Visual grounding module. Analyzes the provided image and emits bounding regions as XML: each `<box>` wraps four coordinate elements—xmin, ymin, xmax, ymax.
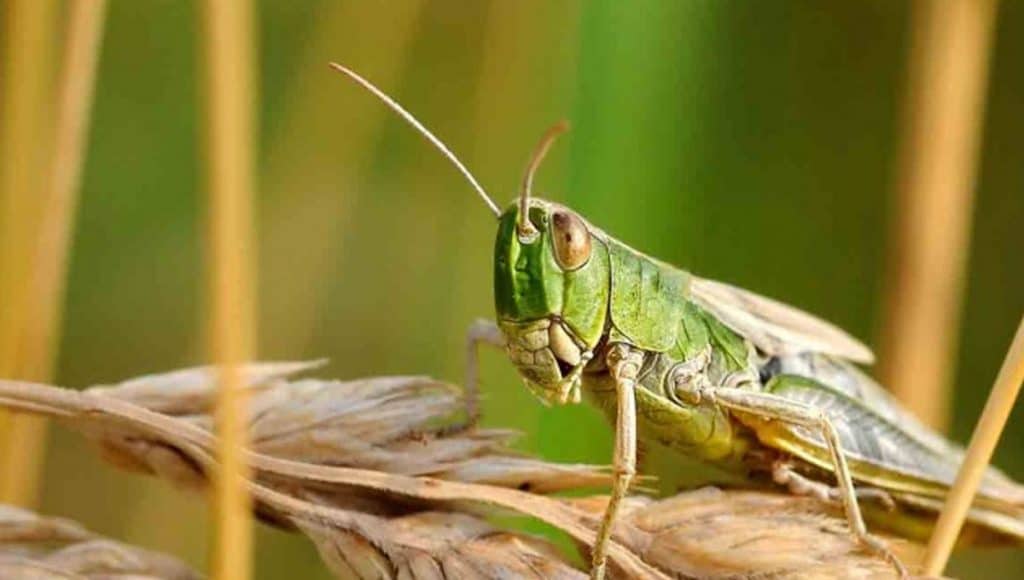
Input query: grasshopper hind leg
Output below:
<box><xmin>704</xmin><ymin>387</ymin><xmax>910</xmax><ymax>578</ymax></box>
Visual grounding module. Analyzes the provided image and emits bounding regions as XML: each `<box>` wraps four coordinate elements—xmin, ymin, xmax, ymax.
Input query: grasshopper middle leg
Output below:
<box><xmin>590</xmin><ymin>343</ymin><xmax>642</xmax><ymax>580</ymax></box>
<box><xmin>772</xmin><ymin>461</ymin><xmax>896</xmax><ymax>510</ymax></box>
<box><xmin>699</xmin><ymin>387</ymin><xmax>909</xmax><ymax>578</ymax></box>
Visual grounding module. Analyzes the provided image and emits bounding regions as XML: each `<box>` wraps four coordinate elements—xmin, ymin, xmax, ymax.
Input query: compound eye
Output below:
<box><xmin>551</xmin><ymin>210</ymin><xmax>592</xmax><ymax>270</ymax></box>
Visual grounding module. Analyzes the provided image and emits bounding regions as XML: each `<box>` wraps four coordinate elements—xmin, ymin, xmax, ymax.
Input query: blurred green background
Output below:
<box><xmin>11</xmin><ymin>1</ymin><xmax>1022</xmax><ymax>578</ymax></box>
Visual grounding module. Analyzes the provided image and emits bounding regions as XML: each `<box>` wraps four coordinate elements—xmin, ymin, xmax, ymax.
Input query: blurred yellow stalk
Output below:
<box><xmin>0</xmin><ymin>0</ymin><xmax>55</xmax><ymax>507</ymax></box>
<box><xmin>201</xmin><ymin>1</ymin><xmax>257</xmax><ymax>579</ymax></box>
<box><xmin>924</xmin><ymin>315</ymin><xmax>1024</xmax><ymax>574</ymax></box>
<box><xmin>879</xmin><ymin>0</ymin><xmax>999</xmax><ymax>431</ymax></box>
<box><xmin>0</xmin><ymin>0</ymin><xmax>107</xmax><ymax>508</ymax></box>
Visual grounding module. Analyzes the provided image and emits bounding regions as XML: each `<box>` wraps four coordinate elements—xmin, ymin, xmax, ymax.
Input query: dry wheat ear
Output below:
<box><xmin>0</xmin><ymin>362</ymin><xmax>924</xmax><ymax>579</ymax></box>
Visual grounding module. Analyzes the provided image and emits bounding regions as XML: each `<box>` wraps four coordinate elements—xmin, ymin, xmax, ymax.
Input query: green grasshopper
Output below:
<box><xmin>331</xmin><ymin>63</ymin><xmax>1024</xmax><ymax>579</ymax></box>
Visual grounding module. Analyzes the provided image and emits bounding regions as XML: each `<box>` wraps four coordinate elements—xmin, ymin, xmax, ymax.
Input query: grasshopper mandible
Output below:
<box><xmin>331</xmin><ymin>63</ymin><xmax>1024</xmax><ymax>579</ymax></box>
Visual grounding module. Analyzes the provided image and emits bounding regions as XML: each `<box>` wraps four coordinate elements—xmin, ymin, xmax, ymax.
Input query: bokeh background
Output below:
<box><xmin>2</xmin><ymin>1</ymin><xmax>1021</xmax><ymax>578</ymax></box>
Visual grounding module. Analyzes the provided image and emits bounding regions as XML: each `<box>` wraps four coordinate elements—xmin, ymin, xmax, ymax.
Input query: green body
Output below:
<box><xmin>493</xmin><ymin>199</ymin><xmax>1024</xmax><ymax>544</ymax></box>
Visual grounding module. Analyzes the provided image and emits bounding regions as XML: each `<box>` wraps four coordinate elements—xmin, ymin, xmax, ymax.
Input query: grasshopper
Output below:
<box><xmin>331</xmin><ymin>63</ymin><xmax>1024</xmax><ymax>579</ymax></box>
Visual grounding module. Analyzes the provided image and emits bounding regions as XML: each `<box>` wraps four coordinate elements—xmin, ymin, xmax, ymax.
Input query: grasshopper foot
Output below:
<box><xmin>771</xmin><ymin>461</ymin><xmax>907</xmax><ymax>576</ymax></box>
<box><xmin>857</xmin><ymin>530</ymin><xmax>909</xmax><ymax>578</ymax></box>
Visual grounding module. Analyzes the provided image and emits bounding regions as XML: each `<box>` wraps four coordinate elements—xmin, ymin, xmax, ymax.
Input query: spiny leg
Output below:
<box><xmin>772</xmin><ymin>461</ymin><xmax>896</xmax><ymax>511</ymax></box>
<box><xmin>590</xmin><ymin>344</ymin><xmax>641</xmax><ymax>580</ymax></box>
<box><xmin>463</xmin><ymin>318</ymin><xmax>504</xmax><ymax>425</ymax></box>
<box><xmin>704</xmin><ymin>388</ymin><xmax>908</xmax><ymax>578</ymax></box>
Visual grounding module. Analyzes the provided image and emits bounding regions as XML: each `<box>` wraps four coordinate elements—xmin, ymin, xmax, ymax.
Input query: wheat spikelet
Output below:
<box><xmin>573</xmin><ymin>490</ymin><xmax>926</xmax><ymax>579</ymax></box>
<box><xmin>297</xmin><ymin>511</ymin><xmax>584</xmax><ymax>579</ymax></box>
<box><xmin>0</xmin><ymin>503</ymin><xmax>199</xmax><ymax>579</ymax></box>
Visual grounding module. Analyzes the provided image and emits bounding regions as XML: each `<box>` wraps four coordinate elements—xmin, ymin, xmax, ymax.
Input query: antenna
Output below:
<box><xmin>518</xmin><ymin>120</ymin><xmax>569</xmax><ymax>240</ymax></box>
<box><xmin>329</xmin><ymin>63</ymin><xmax>501</xmax><ymax>217</ymax></box>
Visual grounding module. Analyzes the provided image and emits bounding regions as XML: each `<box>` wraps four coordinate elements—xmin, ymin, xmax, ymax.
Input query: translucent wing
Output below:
<box><xmin>689</xmin><ymin>276</ymin><xmax>874</xmax><ymax>364</ymax></box>
<box><xmin>764</xmin><ymin>353</ymin><xmax>960</xmax><ymax>458</ymax></box>
<box><xmin>754</xmin><ymin>374</ymin><xmax>1024</xmax><ymax>510</ymax></box>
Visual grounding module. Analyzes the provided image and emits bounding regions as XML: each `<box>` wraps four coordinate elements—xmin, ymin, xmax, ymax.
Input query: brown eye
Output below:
<box><xmin>551</xmin><ymin>210</ymin><xmax>592</xmax><ymax>270</ymax></box>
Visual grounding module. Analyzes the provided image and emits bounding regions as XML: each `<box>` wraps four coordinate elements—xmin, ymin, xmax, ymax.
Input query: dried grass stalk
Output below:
<box><xmin>0</xmin><ymin>0</ymin><xmax>58</xmax><ymax>508</ymax></box>
<box><xmin>924</xmin><ymin>316</ymin><xmax>1024</xmax><ymax>575</ymax></box>
<box><xmin>0</xmin><ymin>0</ymin><xmax>109</xmax><ymax>511</ymax></box>
<box><xmin>199</xmin><ymin>0</ymin><xmax>258</xmax><ymax>576</ymax></box>
<box><xmin>0</xmin><ymin>503</ymin><xmax>199</xmax><ymax>579</ymax></box>
<box><xmin>0</xmin><ymin>364</ymin><xmax>915</xmax><ymax>578</ymax></box>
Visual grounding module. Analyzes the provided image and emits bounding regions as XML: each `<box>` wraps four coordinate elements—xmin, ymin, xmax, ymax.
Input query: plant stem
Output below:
<box><xmin>0</xmin><ymin>0</ymin><xmax>58</xmax><ymax>507</ymax></box>
<box><xmin>878</xmin><ymin>0</ymin><xmax>999</xmax><ymax>431</ymax></box>
<box><xmin>0</xmin><ymin>0</ymin><xmax>108</xmax><ymax>508</ymax></box>
<box><xmin>924</xmin><ymin>315</ymin><xmax>1024</xmax><ymax>575</ymax></box>
<box><xmin>200</xmin><ymin>1</ymin><xmax>257</xmax><ymax>578</ymax></box>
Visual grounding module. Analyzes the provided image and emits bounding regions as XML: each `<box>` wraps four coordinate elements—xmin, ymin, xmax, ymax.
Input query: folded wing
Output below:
<box><xmin>690</xmin><ymin>276</ymin><xmax>874</xmax><ymax>364</ymax></box>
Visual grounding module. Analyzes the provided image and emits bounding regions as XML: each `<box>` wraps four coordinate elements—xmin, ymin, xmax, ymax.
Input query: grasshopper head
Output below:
<box><xmin>493</xmin><ymin>199</ymin><xmax>609</xmax><ymax>403</ymax></box>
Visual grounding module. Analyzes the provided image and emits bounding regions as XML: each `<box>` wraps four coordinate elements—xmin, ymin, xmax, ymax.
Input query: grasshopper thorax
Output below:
<box><xmin>494</xmin><ymin>199</ymin><xmax>611</xmax><ymax>403</ymax></box>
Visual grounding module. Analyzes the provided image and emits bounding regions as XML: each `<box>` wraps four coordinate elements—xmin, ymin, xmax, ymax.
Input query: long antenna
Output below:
<box><xmin>329</xmin><ymin>62</ymin><xmax>501</xmax><ymax>217</ymax></box>
<box><xmin>518</xmin><ymin>120</ymin><xmax>569</xmax><ymax>239</ymax></box>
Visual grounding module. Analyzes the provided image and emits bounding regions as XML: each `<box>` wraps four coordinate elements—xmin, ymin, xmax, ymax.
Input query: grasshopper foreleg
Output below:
<box><xmin>699</xmin><ymin>387</ymin><xmax>908</xmax><ymax>578</ymax></box>
<box><xmin>591</xmin><ymin>343</ymin><xmax>642</xmax><ymax>580</ymax></box>
<box><xmin>463</xmin><ymin>318</ymin><xmax>504</xmax><ymax>425</ymax></box>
